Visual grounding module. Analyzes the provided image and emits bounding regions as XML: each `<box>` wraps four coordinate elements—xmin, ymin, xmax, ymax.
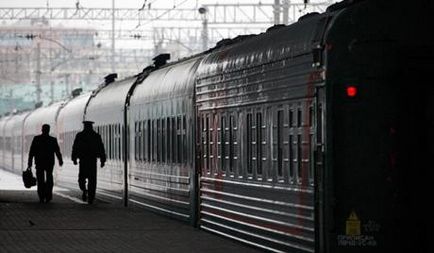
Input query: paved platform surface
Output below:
<box><xmin>0</xmin><ymin>170</ymin><xmax>261</xmax><ymax>253</ymax></box>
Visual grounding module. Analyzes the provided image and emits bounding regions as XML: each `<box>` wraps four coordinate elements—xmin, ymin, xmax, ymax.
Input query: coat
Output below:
<box><xmin>71</xmin><ymin>129</ymin><xmax>106</xmax><ymax>164</ymax></box>
<box><xmin>28</xmin><ymin>134</ymin><xmax>63</xmax><ymax>168</ymax></box>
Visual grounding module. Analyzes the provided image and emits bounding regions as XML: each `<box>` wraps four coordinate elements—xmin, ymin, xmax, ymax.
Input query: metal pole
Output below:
<box><xmin>202</xmin><ymin>16</ymin><xmax>208</xmax><ymax>51</ymax></box>
<box><xmin>274</xmin><ymin>0</ymin><xmax>281</xmax><ymax>25</ymax></box>
<box><xmin>49</xmin><ymin>32</ymin><xmax>54</xmax><ymax>103</ymax></box>
<box><xmin>282</xmin><ymin>0</ymin><xmax>289</xmax><ymax>25</ymax></box>
<box><xmin>65</xmin><ymin>74</ymin><xmax>70</xmax><ymax>96</ymax></box>
<box><xmin>199</xmin><ymin>7</ymin><xmax>208</xmax><ymax>51</ymax></box>
<box><xmin>36</xmin><ymin>42</ymin><xmax>41</xmax><ymax>104</ymax></box>
<box><xmin>111</xmin><ymin>0</ymin><xmax>115</xmax><ymax>73</ymax></box>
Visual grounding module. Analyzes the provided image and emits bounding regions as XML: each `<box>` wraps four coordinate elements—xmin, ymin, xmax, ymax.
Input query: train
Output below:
<box><xmin>1</xmin><ymin>0</ymin><xmax>433</xmax><ymax>252</ymax></box>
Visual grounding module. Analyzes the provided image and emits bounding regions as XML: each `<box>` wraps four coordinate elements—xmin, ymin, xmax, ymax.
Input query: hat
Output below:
<box><xmin>83</xmin><ymin>120</ymin><xmax>94</xmax><ymax>125</ymax></box>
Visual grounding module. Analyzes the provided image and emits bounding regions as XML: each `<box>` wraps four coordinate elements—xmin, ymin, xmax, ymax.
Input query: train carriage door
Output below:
<box><xmin>314</xmin><ymin>85</ymin><xmax>326</xmax><ymax>253</ymax></box>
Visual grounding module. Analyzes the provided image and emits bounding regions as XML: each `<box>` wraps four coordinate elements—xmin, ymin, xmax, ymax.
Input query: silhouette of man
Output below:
<box><xmin>28</xmin><ymin>124</ymin><xmax>63</xmax><ymax>203</ymax></box>
<box><xmin>71</xmin><ymin>121</ymin><xmax>106</xmax><ymax>204</ymax></box>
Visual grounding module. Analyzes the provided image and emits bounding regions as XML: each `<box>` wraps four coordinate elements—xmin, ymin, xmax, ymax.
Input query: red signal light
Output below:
<box><xmin>346</xmin><ymin>86</ymin><xmax>357</xmax><ymax>97</ymax></box>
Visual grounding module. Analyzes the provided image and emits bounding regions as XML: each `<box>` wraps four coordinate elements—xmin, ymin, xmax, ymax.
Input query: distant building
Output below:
<box><xmin>0</xmin><ymin>18</ymin><xmax>100</xmax><ymax>113</ymax></box>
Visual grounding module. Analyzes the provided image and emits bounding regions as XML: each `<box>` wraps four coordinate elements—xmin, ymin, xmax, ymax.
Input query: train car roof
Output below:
<box><xmin>130</xmin><ymin>56</ymin><xmax>202</xmax><ymax>105</ymax></box>
<box><xmin>24</xmin><ymin>100</ymin><xmax>66</xmax><ymax>136</ymax></box>
<box><xmin>0</xmin><ymin>115</ymin><xmax>14</xmax><ymax>136</ymax></box>
<box><xmin>57</xmin><ymin>92</ymin><xmax>92</xmax><ymax>132</ymax></box>
<box><xmin>4</xmin><ymin>111</ymin><xmax>31</xmax><ymax>133</ymax></box>
<box><xmin>3</xmin><ymin>117</ymin><xmax>15</xmax><ymax>136</ymax></box>
<box><xmin>85</xmin><ymin>76</ymin><xmax>136</xmax><ymax>125</ymax></box>
<box><xmin>196</xmin><ymin>11</ymin><xmax>327</xmax><ymax>79</ymax></box>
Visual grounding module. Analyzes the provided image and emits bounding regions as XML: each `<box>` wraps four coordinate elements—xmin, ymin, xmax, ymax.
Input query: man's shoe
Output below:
<box><xmin>82</xmin><ymin>190</ymin><xmax>87</xmax><ymax>202</ymax></box>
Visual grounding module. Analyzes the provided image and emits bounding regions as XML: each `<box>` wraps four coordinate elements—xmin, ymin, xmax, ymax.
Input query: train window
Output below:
<box><xmin>256</xmin><ymin>112</ymin><xmax>263</xmax><ymax>176</ymax></box>
<box><xmin>147</xmin><ymin>120</ymin><xmax>151</xmax><ymax>162</ymax></box>
<box><xmin>113</xmin><ymin>125</ymin><xmax>116</xmax><ymax>161</ymax></box>
<box><xmin>110</xmin><ymin>125</ymin><xmax>113</xmax><ymax>160</ymax></box>
<box><xmin>221</xmin><ymin>115</ymin><xmax>226</xmax><ymax>173</ymax></box>
<box><xmin>246</xmin><ymin>113</ymin><xmax>253</xmax><ymax>175</ymax></box>
<box><xmin>210</xmin><ymin>114</ymin><xmax>216</xmax><ymax>174</ymax></box>
<box><xmin>124</xmin><ymin>125</ymin><xmax>128</xmax><ymax>161</ymax></box>
<box><xmin>297</xmin><ymin>134</ymin><xmax>302</xmax><ymax>183</ymax></box>
<box><xmin>201</xmin><ymin>116</ymin><xmax>205</xmax><ymax>172</ymax></box>
<box><xmin>201</xmin><ymin>115</ymin><xmax>209</xmax><ymax>172</ymax></box>
<box><xmin>289</xmin><ymin>109</ymin><xmax>294</xmax><ymax>127</ymax></box>
<box><xmin>207</xmin><ymin>115</ymin><xmax>211</xmax><ymax>173</ymax></box>
<box><xmin>251</xmin><ymin>114</ymin><xmax>257</xmax><ymax>176</ymax></box>
<box><xmin>214</xmin><ymin>115</ymin><xmax>220</xmax><ymax>174</ymax></box>
<box><xmin>289</xmin><ymin>135</ymin><xmax>295</xmax><ymax>181</ymax></box>
<box><xmin>104</xmin><ymin>125</ymin><xmax>107</xmax><ymax>159</ymax></box>
<box><xmin>138</xmin><ymin>121</ymin><xmax>143</xmax><ymax>162</ymax></box>
<box><xmin>142</xmin><ymin>120</ymin><xmax>146</xmax><ymax>162</ymax></box>
<box><xmin>139</xmin><ymin>121</ymin><xmax>143</xmax><ymax>161</ymax></box>
<box><xmin>134</xmin><ymin>122</ymin><xmax>138</xmax><ymax>161</ymax></box>
<box><xmin>309</xmin><ymin>133</ymin><xmax>315</xmax><ymax>185</ymax></box>
<box><xmin>229</xmin><ymin>114</ymin><xmax>236</xmax><ymax>174</ymax></box>
<box><xmin>109</xmin><ymin>125</ymin><xmax>115</xmax><ymax>159</ymax></box>
<box><xmin>177</xmin><ymin>116</ymin><xmax>182</xmax><ymax>164</ymax></box>
<box><xmin>309</xmin><ymin>106</ymin><xmax>313</xmax><ymax>127</ymax></box>
<box><xmin>166</xmin><ymin>117</ymin><xmax>171</xmax><ymax>164</ymax></box>
<box><xmin>101</xmin><ymin>127</ymin><xmax>104</xmax><ymax>158</ymax></box>
<box><xmin>114</xmin><ymin>124</ymin><xmax>117</xmax><ymax>161</ymax></box>
<box><xmin>101</xmin><ymin>126</ymin><xmax>105</xmax><ymax>158</ymax></box>
<box><xmin>171</xmin><ymin>117</ymin><xmax>176</xmax><ymax>164</ymax></box>
<box><xmin>157</xmin><ymin>119</ymin><xmax>161</xmax><ymax>163</ymax></box>
<box><xmin>113</xmin><ymin>124</ymin><xmax>116</xmax><ymax>161</ymax></box>
<box><xmin>277</xmin><ymin>110</ymin><xmax>284</xmax><ymax>178</ymax></box>
<box><xmin>183</xmin><ymin>115</ymin><xmax>187</xmax><ymax>164</ymax></box>
<box><xmin>151</xmin><ymin>119</ymin><xmax>155</xmax><ymax>162</ymax></box>
<box><xmin>119</xmin><ymin>124</ymin><xmax>122</xmax><ymax>161</ymax></box>
<box><xmin>297</xmin><ymin>108</ymin><xmax>302</xmax><ymax>127</ymax></box>
<box><xmin>116</xmin><ymin>124</ymin><xmax>122</xmax><ymax>161</ymax></box>
<box><xmin>234</xmin><ymin>114</ymin><xmax>240</xmax><ymax>175</ymax></box>
<box><xmin>162</xmin><ymin>118</ymin><xmax>166</xmax><ymax>163</ymax></box>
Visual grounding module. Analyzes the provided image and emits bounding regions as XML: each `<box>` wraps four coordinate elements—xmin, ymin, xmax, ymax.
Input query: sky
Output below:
<box><xmin>0</xmin><ymin>0</ymin><xmax>189</xmax><ymax>8</ymax></box>
<box><xmin>0</xmin><ymin>0</ymin><xmax>335</xmax><ymax>8</ymax></box>
<box><xmin>1</xmin><ymin>0</ymin><xmax>268</xmax><ymax>8</ymax></box>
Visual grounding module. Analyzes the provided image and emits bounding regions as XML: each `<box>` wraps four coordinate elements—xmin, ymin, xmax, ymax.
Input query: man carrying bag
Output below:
<box><xmin>28</xmin><ymin>124</ymin><xmax>63</xmax><ymax>203</ymax></box>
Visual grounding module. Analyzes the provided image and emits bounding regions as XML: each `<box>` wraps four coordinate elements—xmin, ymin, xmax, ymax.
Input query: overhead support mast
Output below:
<box><xmin>274</xmin><ymin>0</ymin><xmax>281</xmax><ymax>25</ymax></box>
<box><xmin>112</xmin><ymin>0</ymin><xmax>116</xmax><ymax>73</ymax></box>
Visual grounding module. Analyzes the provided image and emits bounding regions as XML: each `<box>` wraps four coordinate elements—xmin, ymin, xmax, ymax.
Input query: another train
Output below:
<box><xmin>1</xmin><ymin>0</ymin><xmax>432</xmax><ymax>252</ymax></box>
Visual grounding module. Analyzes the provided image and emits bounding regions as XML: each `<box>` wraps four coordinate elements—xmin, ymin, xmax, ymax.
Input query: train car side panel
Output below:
<box><xmin>128</xmin><ymin>57</ymin><xmax>202</xmax><ymax>223</ymax></box>
<box><xmin>196</xmin><ymin>14</ymin><xmax>328</xmax><ymax>253</ymax></box>
<box><xmin>84</xmin><ymin>77</ymin><xmax>136</xmax><ymax>201</ymax></box>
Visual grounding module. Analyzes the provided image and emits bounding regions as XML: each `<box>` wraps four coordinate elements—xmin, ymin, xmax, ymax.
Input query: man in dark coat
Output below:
<box><xmin>71</xmin><ymin>121</ymin><xmax>106</xmax><ymax>204</ymax></box>
<box><xmin>28</xmin><ymin>124</ymin><xmax>63</xmax><ymax>203</ymax></box>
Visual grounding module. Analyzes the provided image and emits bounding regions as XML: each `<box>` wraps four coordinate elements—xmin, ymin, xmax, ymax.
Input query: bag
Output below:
<box><xmin>22</xmin><ymin>167</ymin><xmax>37</xmax><ymax>188</ymax></box>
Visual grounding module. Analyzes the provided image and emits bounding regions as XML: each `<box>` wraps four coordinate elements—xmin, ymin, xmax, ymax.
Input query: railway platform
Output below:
<box><xmin>0</xmin><ymin>169</ymin><xmax>260</xmax><ymax>253</ymax></box>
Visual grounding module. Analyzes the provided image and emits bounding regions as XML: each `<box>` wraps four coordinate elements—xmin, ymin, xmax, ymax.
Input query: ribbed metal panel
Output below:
<box><xmin>128</xmin><ymin>57</ymin><xmax>203</xmax><ymax>222</ymax></box>
<box><xmin>200</xmin><ymin>178</ymin><xmax>314</xmax><ymax>252</ymax></box>
<box><xmin>195</xmin><ymin>13</ymin><xmax>326</xmax><ymax>252</ymax></box>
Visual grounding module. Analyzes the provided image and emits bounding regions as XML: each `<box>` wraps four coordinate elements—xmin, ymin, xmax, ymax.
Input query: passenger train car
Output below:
<box><xmin>1</xmin><ymin>0</ymin><xmax>432</xmax><ymax>252</ymax></box>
